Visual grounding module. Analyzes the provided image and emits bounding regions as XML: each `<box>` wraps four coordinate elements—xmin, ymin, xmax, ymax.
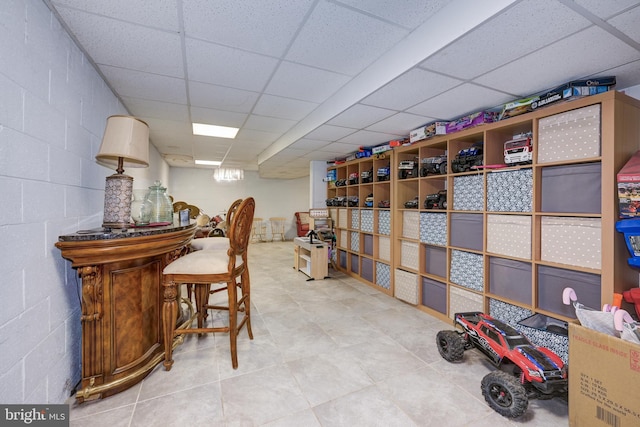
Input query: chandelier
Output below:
<box><xmin>213</xmin><ymin>168</ymin><xmax>244</xmax><ymax>182</ymax></box>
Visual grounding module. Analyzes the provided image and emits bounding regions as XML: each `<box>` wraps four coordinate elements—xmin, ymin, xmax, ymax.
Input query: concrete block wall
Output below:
<box><xmin>0</xmin><ymin>0</ymin><xmax>167</xmax><ymax>404</ymax></box>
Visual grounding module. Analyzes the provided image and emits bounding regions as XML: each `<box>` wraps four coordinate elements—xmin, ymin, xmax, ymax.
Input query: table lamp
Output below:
<box><xmin>96</xmin><ymin>115</ymin><xmax>149</xmax><ymax>229</ymax></box>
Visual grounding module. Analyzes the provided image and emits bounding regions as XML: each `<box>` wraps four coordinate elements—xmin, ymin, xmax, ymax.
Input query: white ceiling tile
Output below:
<box><xmin>419</xmin><ymin>0</ymin><xmax>591</xmax><ymax>80</ymax></box>
<box><xmin>319</xmin><ymin>142</ymin><xmax>363</xmax><ymax>154</ymax></box>
<box><xmin>338</xmin><ymin>130</ymin><xmax>402</xmax><ymax>146</ymax></box>
<box><xmin>51</xmin><ymin>0</ymin><xmax>180</xmax><ymax>30</ymax></box>
<box><xmin>188</xmin><ymin>81</ymin><xmax>259</xmax><ymax>113</ymax></box>
<box><xmin>407</xmin><ymin>83</ymin><xmax>512</xmax><ymax>119</ymax></box>
<box><xmin>189</xmin><ymin>106</ymin><xmax>247</xmax><ymax>128</ymax></box>
<box><xmin>337</xmin><ymin>0</ymin><xmax>450</xmax><ymax>29</ymax></box>
<box><xmin>591</xmin><ymin>59</ymin><xmax>640</xmax><ymax>89</ymax></box>
<box><xmin>366</xmin><ymin>112</ymin><xmax>436</xmax><ymax>135</ymax></box>
<box><xmin>361</xmin><ymin>68</ymin><xmax>462</xmax><ymax>111</ymax></box>
<box><xmin>608</xmin><ymin>6</ymin><xmax>640</xmax><ymax>44</ymax></box>
<box><xmin>235</xmin><ymin>128</ymin><xmax>281</xmax><ymax>144</ymax></box>
<box><xmin>244</xmin><ymin>115</ymin><xmax>296</xmax><ymax>134</ymax></box>
<box><xmin>54</xmin><ymin>8</ymin><xmax>184</xmax><ymax>77</ymax></box>
<box><xmin>327</xmin><ymin>104</ymin><xmax>396</xmax><ymax>128</ymax></box>
<box><xmin>574</xmin><ymin>0</ymin><xmax>640</xmax><ymax>19</ymax></box>
<box><xmin>285</xmin><ymin>1</ymin><xmax>408</xmax><ymax>75</ymax></box>
<box><xmin>289</xmin><ymin>138</ymin><xmax>332</xmax><ymax>151</ymax></box>
<box><xmin>122</xmin><ymin>97</ymin><xmax>189</xmax><ymax>121</ymax></box>
<box><xmin>475</xmin><ymin>26</ymin><xmax>640</xmax><ymax>95</ymax></box>
<box><xmin>99</xmin><ymin>66</ymin><xmax>187</xmax><ymax>103</ymax></box>
<box><xmin>265</xmin><ymin>62</ymin><xmax>351</xmax><ymax>103</ymax></box>
<box><xmin>304</xmin><ymin>125</ymin><xmax>357</xmax><ymax>141</ymax></box>
<box><xmin>252</xmin><ymin>94</ymin><xmax>318</xmax><ymax>121</ymax></box>
<box><xmin>185</xmin><ymin>38</ymin><xmax>279</xmax><ymax>91</ymax></box>
<box><xmin>182</xmin><ymin>0</ymin><xmax>314</xmax><ymax>57</ymax></box>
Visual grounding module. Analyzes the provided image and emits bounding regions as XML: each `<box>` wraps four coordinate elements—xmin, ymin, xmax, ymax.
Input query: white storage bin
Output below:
<box><xmin>351</xmin><ymin>209</ymin><xmax>360</xmax><ymax>230</ymax></box>
<box><xmin>538</xmin><ymin>105</ymin><xmax>601</xmax><ymax>163</ymax></box>
<box><xmin>361</xmin><ymin>209</ymin><xmax>374</xmax><ymax>232</ymax></box>
<box><xmin>449</xmin><ymin>286</ymin><xmax>483</xmax><ymax>319</ymax></box>
<box><xmin>400</xmin><ymin>241</ymin><xmax>419</xmax><ymax>271</ymax></box>
<box><xmin>338</xmin><ymin>208</ymin><xmax>348</xmax><ymax>229</ymax></box>
<box><xmin>350</xmin><ymin>231</ymin><xmax>360</xmax><ymax>252</ymax></box>
<box><xmin>394</xmin><ymin>269</ymin><xmax>419</xmax><ymax>305</ymax></box>
<box><xmin>378</xmin><ymin>210</ymin><xmax>391</xmax><ymax>235</ymax></box>
<box><xmin>487</xmin><ymin>214</ymin><xmax>532</xmax><ymax>259</ymax></box>
<box><xmin>339</xmin><ymin>230</ymin><xmax>347</xmax><ymax>249</ymax></box>
<box><xmin>403</xmin><ymin>211</ymin><xmax>420</xmax><ymax>239</ymax></box>
<box><xmin>541</xmin><ymin>216</ymin><xmax>601</xmax><ymax>269</ymax></box>
<box><xmin>378</xmin><ymin>236</ymin><xmax>391</xmax><ymax>262</ymax></box>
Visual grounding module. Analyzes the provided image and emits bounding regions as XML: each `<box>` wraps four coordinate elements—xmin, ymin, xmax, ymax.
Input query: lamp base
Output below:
<box><xmin>102</xmin><ymin>173</ymin><xmax>133</xmax><ymax>229</ymax></box>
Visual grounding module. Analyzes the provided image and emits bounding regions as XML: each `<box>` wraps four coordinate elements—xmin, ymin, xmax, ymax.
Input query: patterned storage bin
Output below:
<box><xmin>361</xmin><ymin>209</ymin><xmax>374</xmax><ymax>232</ymax></box>
<box><xmin>351</xmin><ymin>209</ymin><xmax>360</xmax><ymax>230</ymax></box>
<box><xmin>420</xmin><ymin>212</ymin><xmax>447</xmax><ymax>246</ymax></box>
<box><xmin>402</xmin><ymin>211</ymin><xmax>420</xmax><ymax>239</ymax></box>
<box><xmin>538</xmin><ymin>104</ymin><xmax>601</xmax><ymax>163</ymax></box>
<box><xmin>339</xmin><ymin>230</ymin><xmax>347</xmax><ymax>249</ymax></box>
<box><xmin>378</xmin><ymin>210</ymin><xmax>391</xmax><ymax>235</ymax></box>
<box><xmin>541</xmin><ymin>216</ymin><xmax>601</xmax><ymax>269</ymax></box>
<box><xmin>350</xmin><ymin>231</ymin><xmax>360</xmax><ymax>252</ymax></box>
<box><xmin>453</xmin><ymin>174</ymin><xmax>484</xmax><ymax>211</ymax></box>
<box><xmin>378</xmin><ymin>236</ymin><xmax>391</xmax><ymax>262</ymax></box>
<box><xmin>400</xmin><ymin>241</ymin><xmax>419</xmax><ymax>271</ymax></box>
<box><xmin>394</xmin><ymin>269</ymin><xmax>419</xmax><ymax>305</ymax></box>
<box><xmin>338</xmin><ymin>208</ymin><xmax>348</xmax><ymax>229</ymax></box>
<box><xmin>487</xmin><ymin>169</ymin><xmax>532</xmax><ymax>212</ymax></box>
<box><xmin>376</xmin><ymin>262</ymin><xmax>391</xmax><ymax>290</ymax></box>
<box><xmin>449</xmin><ymin>286</ymin><xmax>483</xmax><ymax>319</ymax></box>
<box><xmin>449</xmin><ymin>249</ymin><xmax>483</xmax><ymax>291</ymax></box>
<box><xmin>487</xmin><ymin>214</ymin><xmax>531</xmax><ymax>259</ymax></box>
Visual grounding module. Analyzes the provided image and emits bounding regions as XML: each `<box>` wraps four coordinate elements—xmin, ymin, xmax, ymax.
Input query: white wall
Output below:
<box><xmin>0</xmin><ymin>0</ymin><xmax>170</xmax><ymax>404</ymax></box>
<box><xmin>169</xmin><ymin>168</ymin><xmax>309</xmax><ymax>240</ymax></box>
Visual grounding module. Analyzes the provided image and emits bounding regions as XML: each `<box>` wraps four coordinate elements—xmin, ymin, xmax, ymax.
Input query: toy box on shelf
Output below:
<box><xmin>410</xmin><ymin>121</ymin><xmax>448</xmax><ymax>143</ymax></box>
<box><xmin>445</xmin><ymin>111</ymin><xmax>498</xmax><ymax>134</ymax></box>
<box><xmin>618</xmin><ymin>149</ymin><xmax>640</xmax><ymax>218</ymax></box>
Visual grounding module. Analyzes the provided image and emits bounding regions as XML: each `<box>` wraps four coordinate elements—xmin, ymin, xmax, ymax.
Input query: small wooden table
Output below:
<box><xmin>55</xmin><ymin>222</ymin><xmax>196</xmax><ymax>402</ymax></box>
<box><xmin>293</xmin><ymin>237</ymin><xmax>329</xmax><ymax>280</ymax></box>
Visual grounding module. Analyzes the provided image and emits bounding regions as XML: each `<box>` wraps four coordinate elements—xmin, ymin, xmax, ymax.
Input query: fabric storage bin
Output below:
<box><xmin>361</xmin><ymin>257</ymin><xmax>374</xmax><ymax>282</ymax></box>
<box><xmin>361</xmin><ymin>209</ymin><xmax>374</xmax><ymax>232</ymax></box>
<box><xmin>541</xmin><ymin>216</ymin><xmax>601</xmax><ymax>269</ymax></box>
<box><xmin>338</xmin><ymin>208</ymin><xmax>348</xmax><ymax>228</ymax></box>
<box><xmin>449</xmin><ymin>286</ymin><xmax>483</xmax><ymax>318</ymax></box>
<box><xmin>400</xmin><ymin>241</ymin><xmax>419</xmax><ymax>271</ymax></box>
<box><xmin>449</xmin><ymin>249</ymin><xmax>483</xmax><ymax>291</ymax></box>
<box><xmin>402</xmin><ymin>211</ymin><xmax>420</xmax><ymax>239</ymax></box>
<box><xmin>487</xmin><ymin>169</ymin><xmax>532</xmax><ymax>212</ymax></box>
<box><xmin>376</xmin><ymin>262</ymin><xmax>391</xmax><ymax>290</ymax></box>
<box><xmin>363</xmin><ymin>234</ymin><xmax>374</xmax><ymax>256</ymax></box>
<box><xmin>394</xmin><ymin>269</ymin><xmax>419</xmax><ymax>305</ymax></box>
<box><xmin>422</xmin><ymin>277</ymin><xmax>447</xmax><ymax>314</ymax></box>
<box><xmin>537</xmin><ymin>265</ymin><xmax>600</xmax><ymax>318</ymax></box>
<box><xmin>350</xmin><ymin>231</ymin><xmax>359</xmax><ymax>252</ymax></box>
<box><xmin>541</xmin><ymin>162</ymin><xmax>601</xmax><ymax>214</ymax></box>
<box><xmin>487</xmin><ymin>214</ymin><xmax>531</xmax><ymax>259</ymax></box>
<box><xmin>350</xmin><ymin>254</ymin><xmax>359</xmax><ymax>274</ymax></box>
<box><xmin>339</xmin><ymin>230</ymin><xmax>347</xmax><ymax>249</ymax></box>
<box><xmin>538</xmin><ymin>104</ymin><xmax>601</xmax><ymax>163</ymax></box>
<box><xmin>450</xmin><ymin>213</ymin><xmax>483</xmax><ymax>251</ymax></box>
<box><xmin>329</xmin><ymin>208</ymin><xmax>338</xmax><ymax>223</ymax></box>
<box><xmin>378</xmin><ymin>236</ymin><xmax>391</xmax><ymax>262</ymax></box>
<box><xmin>453</xmin><ymin>174</ymin><xmax>484</xmax><ymax>211</ymax></box>
<box><xmin>351</xmin><ymin>209</ymin><xmax>360</xmax><ymax>230</ymax></box>
<box><xmin>420</xmin><ymin>212</ymin><xmax>447</xmax><ymax>246</ymax></box>
<box><xmin>378</xmin><ymin>210</ymin><xmax>391</xmax><ymax>235</ymax></box>
<box><xmin>339</xmin><ymin>250</ymin><xmax>347</xmax><ymax>268</ymax></box>
<box><xmin>488</xmin><ymin>257</ymin><xmax>532</xmax><ymax>305</ymax></box>
<box><xmin>424</xmin><ymin>245</ymin><xmax>447</xmax><ymax>278</ymax></box>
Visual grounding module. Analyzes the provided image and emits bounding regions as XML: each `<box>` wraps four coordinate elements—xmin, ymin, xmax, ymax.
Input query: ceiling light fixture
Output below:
<box><xmin>195</xmin><ymin>159</ymin><xmax>222</xmax><ymax>166</ymax></box>
<box><xmin>213</xmin><ymin>168</ymin><xmax>244</xmax><ymax>182</ymax></box>
<box><xmin>192</xmin><ymin>122</ymin><xmax>239</xmax><ymax>139</ymax></box>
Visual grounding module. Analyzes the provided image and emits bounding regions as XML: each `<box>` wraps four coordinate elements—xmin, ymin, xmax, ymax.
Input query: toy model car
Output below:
<box><xmin>378</xmin><ymin>200</ymin><xmax>390</xmax><ymax>208</ymax></box>
<box><xmin>377</xmin><ymin>165</ymin><xmax>391</xmax><ymax>181</ymax></box>
<box><xmin>436</xmin><ymin>312</ymin><xmax>568</xmax><ymax>419</ymax></box>
<box><xmin>348</xmin><ymin>172</ymin><xmax>359</xmax><ymax>185</ymax></box>
<box><xmin>346</xmin><ymin>195</ymin><xmax>359</xmax><ymax>207</ymax></box>
<box><xmin>404</xmin><ymin>196</ymin><xmax>419</xmax><ymax>209</ymax></box>
<box><xmin>420</xmin><ymin>155</ymin><xmax>447</xmax><ymax>176</ymax></box>
<box><xmin>325</xmin><ymin>197</ymin><xmax>336</xmax><ymax>206</ymax></box>
<box><xmin>451</xmin><ymin>142</ymin><xmax>483</xmax><ymax>173</ymax></box>
<box><xmin>398</xmin><ymin>158</ymin><xmax>419</xmax><ymax>179</ymax></box>
<box><xmin>424</xmin><ymin>190</ymin><xmax>447</xmax><ymax>209</ymax></box>
<box><xmin>364</xmin><ymin>194</ymin><xmax>374</xmax><ymax>207</ymax></box>
<box><xmin>334</xmin><ymin>196</ymin><xmax>346</xmax><ymax>206</ymax></box>
<box><xmin>335</xmin><ymin>179</ymin><xmax>347</xmax><ymax>187</ymax></box>
<box><xmin>361</xmin><ymin>168</ymin><xmax>373</xmax><ymax>183</ymax></box>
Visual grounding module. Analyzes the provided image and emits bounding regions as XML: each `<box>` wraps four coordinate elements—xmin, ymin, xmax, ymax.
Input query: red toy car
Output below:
<box><xmin>437</xmin><ymin>312</ymin><xmax>568</xmax><ymax>418</ymax></box>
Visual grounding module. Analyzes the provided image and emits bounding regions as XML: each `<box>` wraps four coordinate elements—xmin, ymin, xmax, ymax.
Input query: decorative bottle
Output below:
<box><xmin>147</xmin><ymin>180</ymin><xmax>174</xmax><ymax>223</ymax></box>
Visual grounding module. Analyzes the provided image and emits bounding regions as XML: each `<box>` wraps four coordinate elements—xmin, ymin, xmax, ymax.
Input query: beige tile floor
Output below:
<box><xmin>67</xmin><ymin>241</ymin><xmax>568</xmax><ymax>426</ymax></box>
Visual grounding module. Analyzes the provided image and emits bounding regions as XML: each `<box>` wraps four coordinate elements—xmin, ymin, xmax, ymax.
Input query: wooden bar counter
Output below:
<box><xmin>55</xmin><ymin>222</ymin><xmax>196</xmax><ymax>402</ymax></box>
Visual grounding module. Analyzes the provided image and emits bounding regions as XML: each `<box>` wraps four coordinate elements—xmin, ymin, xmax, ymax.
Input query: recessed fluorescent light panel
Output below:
<box><xmin>192</xmin><ymin>123</ymin><xmax>239</xmax><ymax>139</ymax></box>
<box><xmin>195</xmin><ymin>160</ymin><xmax>222</xmax><ymax>166</ymax></box>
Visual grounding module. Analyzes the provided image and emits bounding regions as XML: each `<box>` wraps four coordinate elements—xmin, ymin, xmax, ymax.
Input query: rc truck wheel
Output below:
<box><xmin>436</xmin><ymin>330</ymin><xmax>465</xmax><ymax>362</ymax></box>
<box><xmin>439</xmin><ymin>162</ymin><xmax>446</xmax><ymax>174</ymax></box>
<box><xmin>481</xmin><ymin>371</ymin><xmax>528</xmax><ymax>418</ymax></box>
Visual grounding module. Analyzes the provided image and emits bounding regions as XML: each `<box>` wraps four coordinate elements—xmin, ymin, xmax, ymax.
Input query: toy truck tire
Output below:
<box><xmin>436</xmin><ymin>330</ymin><xmax>465</xmax><ymax>362</ymax></box>
<box><xmin>439</xmin><ymin>163</ymin><xmax>446</xmax><ymax>174</ymax></box>
<box><xmin>481</xmin><ymin>371</ymin><xmax>528</xmax><ymax>419</ymax></box>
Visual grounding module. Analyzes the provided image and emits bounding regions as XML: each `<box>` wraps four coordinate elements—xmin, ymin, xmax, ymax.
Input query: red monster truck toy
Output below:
<box><xmin>436</xmin><ymin>312</ymin><xmax>568</xmax><ymax>418</ymax></box>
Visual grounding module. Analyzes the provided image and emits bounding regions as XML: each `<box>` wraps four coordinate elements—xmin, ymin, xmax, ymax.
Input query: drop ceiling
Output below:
<box><xmin>46</xmin><ymin>0</ymin><xmax>640</xmax><ymax>179</ymax></box>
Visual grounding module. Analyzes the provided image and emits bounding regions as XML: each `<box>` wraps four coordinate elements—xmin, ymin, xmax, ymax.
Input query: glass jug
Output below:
<box><xmin>131</xmin><ymin>189</ymin><xmax>153</xmax><ymax>225</ymax></box>
<box><xmin>147</xmin><ymin>180</ymin><xmax>174</xmax><ymax>223</ymax></box>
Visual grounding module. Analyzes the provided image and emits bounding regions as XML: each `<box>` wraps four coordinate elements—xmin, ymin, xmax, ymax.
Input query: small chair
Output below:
<box><xmin>295</xmin><ymin>212</ymin><xmax>310</xmax><ymax>237</ymax></box>
<box><xmin>251</xmin><ymin>218</ymin><xmax>266</xmax><ymax>242</ymax></box>
<box><xmin>269</xmin><ymin>217</ymin><xmax>286</xmax><ymax>241</ymax></box>
<box><xmin>162</xmin><ymin>197</ymin><xmax>255</xmax><ymax>370</ymax></box>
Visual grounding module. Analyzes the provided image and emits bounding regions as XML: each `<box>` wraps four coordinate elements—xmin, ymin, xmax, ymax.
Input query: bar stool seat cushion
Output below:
<box><xmin>163</xmin><ymin>249</ymin><xmax>243</xmax><ymax>275</ymax></box>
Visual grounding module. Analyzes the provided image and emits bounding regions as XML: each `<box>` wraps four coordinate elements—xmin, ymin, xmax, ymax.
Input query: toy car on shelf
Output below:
<box><xmin>348</xmin><ymin>172</ymin><xmax>359</xmax><ymax>185</ymax></box>
<box><xmin>504</xmin><ymin>132</ymin><xmax>533</xmax><ymax>165</ymax></box>
<box><xmin>346</xmin><ymin>195</ymin><xmax>359</xmax><ymax>207</ymax></box>
<box><xmin>378</xmin><ymin>200</ymin><xmax>390</xmax><ymax>208</ymax></box>
<box><xmin>424</xmin><ymin>190</ymin><xmax>447</xmax><ymax>209</ymax></box>
<box><xmin>377</xmin><ymin>165</ymin><xmax>391</xmax><ymax>181</ymax></box>
<box><xmin>451</xmin><ymin>142</ymin><xmax>483</xmax><ymax>173</ymax></box>
<box><xmin>398</xmin><ymin>158</ymin><xmax>419</xmax><ymax>179</ymax></box>
<box><xmin>436</xmin><ymin>312</ymin><xmax>567</xmax><ymax>419</ymax></box>
<box><xmin>404</xmin><ymin>196</ymin><xmax>419</xmax><ymax>209</ymax></box>
<box><xmin>420</xmin><ymin>155</ymin><xmax>447</xmax><ymax>176</ymax></box>
<box><xmin>334</xmin><ymin>196</ymin><xmax>346</xmax><ymax>206</ymax></box>
<box><xmin>360</xmin><ymin>168</ymin><xmax>373</xmax><ymax>183</ymax></box>
<box><xmin>364</xmin><ymin>194</ymin><xmax>374</xmax><ymax>207</ymax></box>
<box><xmin>335</xmin><ymin>179</ymin><xmax>347</xmax><ymax>187</ymax></box>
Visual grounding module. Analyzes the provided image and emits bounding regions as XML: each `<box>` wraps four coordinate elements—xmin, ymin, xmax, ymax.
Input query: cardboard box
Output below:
<box><xmin>617</xmin><ymin>150</ymin><xmax>640</xmax><ymax>218</ymax></box>
<box><xmin>409</xmin><ymin>122</ymin><xmax>447</xmax><ymax>143</ymax></box>
<box><xmin>445</xmin><ymin>111</ymin><xmax>497</xmax><ymax>134</ymax></box>
<box><xmin>568</xmin><ymin>323</ymin><xmax>640</xmax><ymax>427</ymax></box>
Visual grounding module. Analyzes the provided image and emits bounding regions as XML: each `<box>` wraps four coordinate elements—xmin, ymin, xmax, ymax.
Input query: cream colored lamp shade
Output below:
<box><xmin>96</xmin><ymin>115</ymin><xmax>150</xmax><ymax>229</ymax></box>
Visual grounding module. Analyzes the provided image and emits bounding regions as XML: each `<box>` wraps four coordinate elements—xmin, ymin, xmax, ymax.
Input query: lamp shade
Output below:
<box><xmin>96</xmin><ymin>115</ymin><xmax>149</xmax><ymax>169</ymax></box>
